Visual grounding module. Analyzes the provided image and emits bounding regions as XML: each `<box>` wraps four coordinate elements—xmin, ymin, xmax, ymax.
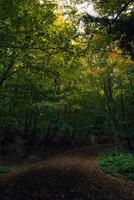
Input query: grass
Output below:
<box><xmin>97</xmin><ymin>150</ymin><xmax>134</xmax><ymax>181</ymax></box>
<box><xmin>0</xmin><ymin>166</ymin><xmax>12</xmax><ymax>174</ymax></box>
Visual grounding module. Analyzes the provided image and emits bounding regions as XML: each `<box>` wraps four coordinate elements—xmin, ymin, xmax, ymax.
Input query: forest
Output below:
<box><xmin>0</xmin><ymin>0</ymin><xmax>134</xmax><ymax>200</ymax></box>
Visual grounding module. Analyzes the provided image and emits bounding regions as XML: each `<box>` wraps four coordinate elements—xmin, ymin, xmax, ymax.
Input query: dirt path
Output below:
<box><xmin>0</xmin><ymin>145</ymin><xmax>134</xmax><ymax>200</ymax></box>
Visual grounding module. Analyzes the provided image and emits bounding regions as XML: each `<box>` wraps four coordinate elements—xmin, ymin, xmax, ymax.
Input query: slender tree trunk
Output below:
<box><xmin>103</xmin><ymin>75</ymin><xmax>121</xmax><ymax>150</ymax></box>
<box><xmin>120</xmin><ymin>86</ymin><xmax>132</xmax><ymax>150</ymax></box>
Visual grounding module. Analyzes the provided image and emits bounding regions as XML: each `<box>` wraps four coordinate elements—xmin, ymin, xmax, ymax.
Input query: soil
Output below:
<box><xmin>0</xmin><ymin>144</ymin><xmax>134</xmax><ymax>200</ymax></box>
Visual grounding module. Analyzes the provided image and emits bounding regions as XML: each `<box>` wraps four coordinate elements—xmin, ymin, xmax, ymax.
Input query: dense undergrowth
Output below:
<box><xmin>98</xmin><ymin>150</ymin><xmax>134</xmax><ymax>181</ymax></box>
<box><xmin>0</xmin><ymin>166</ymin><xmax>12</xmax><ymax>174</ymax></box>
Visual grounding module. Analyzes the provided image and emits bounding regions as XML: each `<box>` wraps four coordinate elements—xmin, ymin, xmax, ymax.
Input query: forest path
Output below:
<box><xmin>0</xmin><ymin>144</ymin><xmax>134</xmax><ymax>200</ymax></box>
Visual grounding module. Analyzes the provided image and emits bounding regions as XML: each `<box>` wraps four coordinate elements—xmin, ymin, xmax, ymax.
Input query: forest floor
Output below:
<box><xmin>0</xmin><ymin>144</ymin><xmax>134</xmax><ymax>200</ymax></box>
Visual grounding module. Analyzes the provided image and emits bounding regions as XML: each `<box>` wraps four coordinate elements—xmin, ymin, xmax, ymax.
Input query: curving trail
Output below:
<box><xmin>0</xmin><ymin>145</ymin><xmax>134</xmax><ymax>200</ymax></box>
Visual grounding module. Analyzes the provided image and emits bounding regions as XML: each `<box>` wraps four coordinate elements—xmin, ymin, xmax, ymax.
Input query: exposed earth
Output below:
<box><xmin>0</xmin><ymin>144</ymin><xmax>134</xmax><ymax>200</ymax></box>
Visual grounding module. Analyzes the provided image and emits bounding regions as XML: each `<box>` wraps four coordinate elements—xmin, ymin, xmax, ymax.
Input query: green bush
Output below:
<box><xmin>0</xmin><ymin>166</ymin><xmax>12</xmax><ymax>173</ymax></box>
<box><xmin>97</xmin><ymin>151</ymin><xmax>134</xmax><ymax>181</ymax></box>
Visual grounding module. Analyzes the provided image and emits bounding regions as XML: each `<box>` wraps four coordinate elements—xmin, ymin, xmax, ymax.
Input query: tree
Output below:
<box><xmin>83</xmin><ymin>0</ymin><xmax>134</xmax><ymax>59</ymax></box>
<box><xmin>0</xmin><ymin>0</ymin><xmax>56</xmax><ymax>86</ymax></box>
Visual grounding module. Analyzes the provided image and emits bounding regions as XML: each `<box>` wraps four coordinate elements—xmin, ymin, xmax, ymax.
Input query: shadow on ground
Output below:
<box><xmin>0</xmin><ymin>145</ymin><xmax>134</xmax><ymax>200</ymax></box>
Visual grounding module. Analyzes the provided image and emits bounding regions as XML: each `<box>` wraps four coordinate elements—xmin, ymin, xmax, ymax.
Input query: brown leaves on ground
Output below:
<box><xmin>0</xmin><ymin>144</ymin><xmax>134</xmax><ymax>200</ymax></box>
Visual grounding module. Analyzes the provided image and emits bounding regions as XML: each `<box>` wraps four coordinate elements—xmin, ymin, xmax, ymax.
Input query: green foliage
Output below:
<box><xmin>98</xmin><ymin>151</ymin><xmax>134</xmax><ymax>181</ymax></box>
<box><xmin>91</xmin><ymin>0</ymin><xmax>131</xmax><ymax>16</ymax></box>
<box><xmin>0</xmin><ymin>0</ymin><xmax>134</xmax><ymax>154</ymax></box>
<box><xmin>84</xmin><ymin>0</ymin><xmax>134</xmax><ymax>60</ymax></box>
<box><xmin>0</xmin><ymin>166</ymin><xmax>12</xmax><ymax>173</ymax></box>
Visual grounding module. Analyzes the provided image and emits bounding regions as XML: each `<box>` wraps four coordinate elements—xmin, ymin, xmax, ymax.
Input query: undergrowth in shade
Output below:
<box><xmin>0</xmin><ymin>166</ymin><xmax>12</xmax><ymax>174</ymax></box>
<box><xmin>98</xmin><ymin>151</ymin><xmax>134</xmax><ymax>181</ymax></box>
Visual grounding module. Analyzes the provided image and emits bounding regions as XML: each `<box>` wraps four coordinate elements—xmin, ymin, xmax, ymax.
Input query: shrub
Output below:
<box><xmin>97</xmin><ymin>151</ymin><xmax>134</xmax><ymax>181</ymax></box>
<box><xmin>0</xmin><ymin>166</ymin><xmax>12</xmax><ymax>173</ymax></box>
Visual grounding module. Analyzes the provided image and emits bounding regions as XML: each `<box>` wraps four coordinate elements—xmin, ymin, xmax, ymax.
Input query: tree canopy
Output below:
<box><xmin>0</xmin><ymin>0</ymin><xmax>134</xmax><ymax>157</ymax></box>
